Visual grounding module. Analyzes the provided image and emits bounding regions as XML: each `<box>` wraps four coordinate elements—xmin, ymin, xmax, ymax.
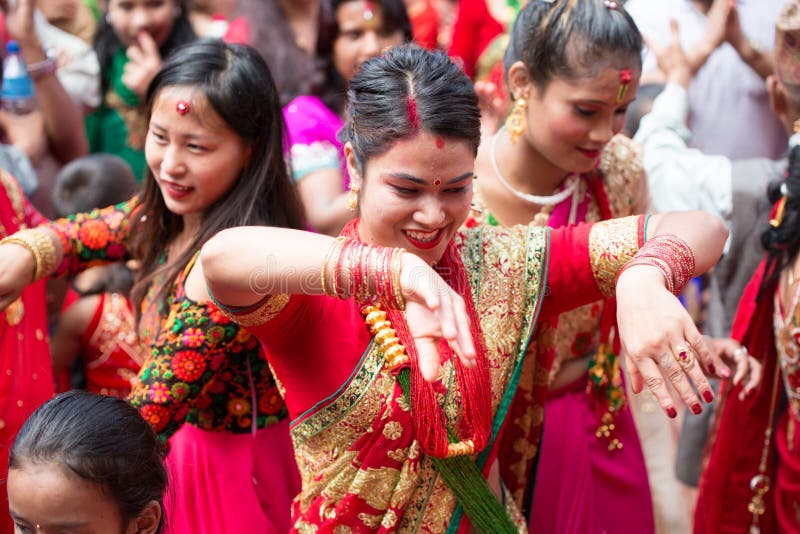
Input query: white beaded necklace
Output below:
<box><xmin>490</xmin><ymin>127</ymin><xmax>580</xmax><ymax>206</ymax></box>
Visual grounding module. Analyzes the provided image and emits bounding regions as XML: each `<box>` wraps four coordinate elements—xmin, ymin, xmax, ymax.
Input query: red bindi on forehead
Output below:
<box><xmin>435</xmin><ymin>137</ymin><xmax>445</xmax><ymax>150</ymax></box>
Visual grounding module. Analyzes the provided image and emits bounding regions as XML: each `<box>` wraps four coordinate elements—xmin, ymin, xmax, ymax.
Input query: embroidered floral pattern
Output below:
<box><xmin>130</xmin><ymin>293</ymin><xmax>288</xmax><ymax>441</ymax></box>
<box><xmin>46</xmin><ymin>201</ymin><xmax>289</xmax><ymax>442</ymax></box>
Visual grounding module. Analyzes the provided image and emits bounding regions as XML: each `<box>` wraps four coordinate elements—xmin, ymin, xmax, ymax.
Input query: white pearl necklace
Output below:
<box><xmin>490</xmin><ymin>127</ymin><xmax>580</xmax><ymax>206</ymax></box>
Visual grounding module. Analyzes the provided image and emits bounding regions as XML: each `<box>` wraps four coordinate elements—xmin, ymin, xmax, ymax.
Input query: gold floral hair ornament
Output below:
<box><xmin>770</xmin><ymin>182</ymin><xmax>789</xmax><ymax>228</ymax></box>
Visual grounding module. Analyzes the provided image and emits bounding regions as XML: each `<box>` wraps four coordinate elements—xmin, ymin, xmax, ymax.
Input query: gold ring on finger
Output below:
<box><xmin>674</xmin><ymin>343</ymin><xmax>694</xmax><ymax>367</ymax></box>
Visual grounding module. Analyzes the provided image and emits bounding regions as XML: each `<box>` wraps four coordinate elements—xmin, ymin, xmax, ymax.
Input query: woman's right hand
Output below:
<box><xmin>0</xmin><ymin>242</ymin><xmax>35</xmax><ymax>309</ymax></box>
<box><xmin>399</xmin><ymin>253</ymin><xmax>477</xmax><ymax>382</ymax></box>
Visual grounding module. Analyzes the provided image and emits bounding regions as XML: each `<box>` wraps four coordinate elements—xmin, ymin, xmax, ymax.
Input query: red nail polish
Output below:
<box><xmin>703</xmin><ymin>390</ymin><xmax>714</xmax><ymax>403</ymax></box>
<box><xmin>666</xmin><ymin>407</ymin><xmax>677</xmax><ymax>418</ymax></box>
<box><xmin>708</xmin><ymin>363</ymin><xmax>716</xmax><ymax>375</ymax></box>
<box><xmin>691</xmin><ymin>403</ymin><xmax>702</xmax><ymax>415</ymax></box>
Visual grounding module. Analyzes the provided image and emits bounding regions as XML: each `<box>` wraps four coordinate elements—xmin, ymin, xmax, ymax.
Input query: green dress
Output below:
<box><xmin>85</xmin><ymin>49</ymin><xmax>147</xmax><ymax>181</ymax></box>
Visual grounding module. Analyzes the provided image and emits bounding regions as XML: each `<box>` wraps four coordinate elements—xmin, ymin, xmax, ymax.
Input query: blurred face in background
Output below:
<box><xmin>38</xmin><ymin>0</ymin><xmax>81</xmax><ymax>25</ymax></box>
<box><xmin>106</xmin><ymin>0</ymin><xmax>179</xmax><ymax>47</ymax></box>
<box><xmin>333</xmin><ymin>1</ymin><xmax>406</xmax><ymax>83</ymax></box>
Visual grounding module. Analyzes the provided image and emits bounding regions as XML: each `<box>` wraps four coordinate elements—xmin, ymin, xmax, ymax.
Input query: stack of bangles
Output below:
<box><xmin>321</xmin><ymin>237</ymin><xmax>406</xmax><ymax>310</ymax></box>
<box><xmin>616</xmin><ymin>234</ymin><xmax>695</xmax><ymax>296</ymax></box>
<box><xmin>0</xmin><ymin>228</ymin><xmax>57</xmax><ymax>282</ymax></box>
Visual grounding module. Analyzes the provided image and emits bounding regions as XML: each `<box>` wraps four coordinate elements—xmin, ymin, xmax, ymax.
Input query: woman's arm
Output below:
<box><xmin>545</xmin><ymin>211</ymin><xmax>728</xmax><ymax>417</ymax></box>
<box><xmin>4</xmin><ymin>0</ymin><xmax>88</xmax><ymax>163</ymax></box>
<box><xmin>296</xmin><ymin>169</ymin><xmax>353</xmax><ymax>236</ymax></box>
<box><xmin>50</xmin><ymin>294</ymin><xmax>98</xmax><ymax>378</ymax></box>
<box><xmin>201</xmin><ymin>227</ymin><xmax>478</xmax><ymax>380</ymax></box>
<box><xmin>0</xmin><ymin>199</ymin><xmax>136</xmax><ymax>311</ymax></box>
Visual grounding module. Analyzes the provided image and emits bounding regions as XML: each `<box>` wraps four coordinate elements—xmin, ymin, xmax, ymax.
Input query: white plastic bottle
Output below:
<box><xmin>0</xmin><ymin>40</ymin><xmax>36</xmax><ymax>115</ymax></box>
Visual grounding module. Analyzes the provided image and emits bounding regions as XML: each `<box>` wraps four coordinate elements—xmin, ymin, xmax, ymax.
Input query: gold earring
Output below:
<box><xmin>506</xmin><ymin>98</ymin><xmax>528</xmax><ymax>145</ymax></box>
<box><xmin>345</xmin><ymin>187</ymin><xmax>359</xmax><ymax>211</ymax></box>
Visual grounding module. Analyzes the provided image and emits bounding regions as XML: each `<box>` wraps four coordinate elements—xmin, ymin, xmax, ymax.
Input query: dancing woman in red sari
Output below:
<box><xmin>696</xmin><ymin>5</ymin><xmax>800</xmax><ymax>531</ymax></box>
<box><xmin>204</xmin><ymin>46</ymin><xmax>729</xmax><ymax>532</ymax></box>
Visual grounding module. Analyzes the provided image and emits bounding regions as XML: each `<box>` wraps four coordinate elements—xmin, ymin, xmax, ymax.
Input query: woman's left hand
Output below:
<box><xmin>707</xmin><ymin>337</ymin><xmax>762</xmax><ymax>400</ymax></box>
<box><xmin>615</xmin><ymin>265</ymin><xmax>728</xmax><ymax>417</ymax></box>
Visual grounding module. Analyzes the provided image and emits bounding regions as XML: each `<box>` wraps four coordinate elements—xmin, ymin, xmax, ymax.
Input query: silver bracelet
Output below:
<box><xmin>26</xmin><ymin>56</ymin><xmax>58</xmax><ymax>81</ymax></box>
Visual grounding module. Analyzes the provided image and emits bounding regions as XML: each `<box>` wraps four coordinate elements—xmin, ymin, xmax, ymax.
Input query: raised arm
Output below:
<box><xmin>4</xmin><ymin>0</ymin><xmax>89</xmax><ymax>163</ymax></box>
<box><xmin>0</xmin><ymin>199</ymin><xmax>136</xmax><ymax>311</ymax></box>
<box><xmin>201</xmin><ymin>227</ymin><xmax>478</xmax><ymax>381</ymax></box>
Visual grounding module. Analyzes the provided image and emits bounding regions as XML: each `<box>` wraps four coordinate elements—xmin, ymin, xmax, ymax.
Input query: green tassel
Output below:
<box><xmin>397</xmin><ymin>369</ymin><xmax>517</xmax><ymax>533</ymax></box>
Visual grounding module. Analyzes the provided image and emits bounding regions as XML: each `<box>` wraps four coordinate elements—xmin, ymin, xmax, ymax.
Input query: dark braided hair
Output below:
<box><xmin>758</xmin><ymin>141</ymin><xmax>800</xmax><ymax>299</ymax></box>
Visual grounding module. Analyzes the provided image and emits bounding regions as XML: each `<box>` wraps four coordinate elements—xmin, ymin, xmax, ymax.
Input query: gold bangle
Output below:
<box><xmin>0</xmin><ymin>228</ymin><xmax>57</xmax><ymax>281</ymax></box>
<box><xmin>391</xmin><ymin>248</ymin><xmax>405</xmax><ymax>310</ymax></box>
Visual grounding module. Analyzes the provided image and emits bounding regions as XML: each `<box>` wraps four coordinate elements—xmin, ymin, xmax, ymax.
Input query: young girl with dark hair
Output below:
<box><xmin>0</xmin><ymin>39</ymin><xmax>303</xmax><ymax>534</ymax></box>
<box><xmin>86</xmin><ymin>0</ymin><xmax>196</xmax><ymax>180</ymax></box>
<box><xmin>464</xmin><ymin>1</ymin><xmax>658</xmax><ymax>530</ymax></box>
<box><xmin>199</xmin><ymin>44</ymin><xmax>729</xmax><ymax>531</ymax></box>
<box><xmin>8</xmin><ymin>390</ymin><xmax>167</xmax><ymax>534</ymax></box>
<box><xmin>284</xmin><ymin>0</ymin><xmax>411</xmax><ymax>235</ymax></box>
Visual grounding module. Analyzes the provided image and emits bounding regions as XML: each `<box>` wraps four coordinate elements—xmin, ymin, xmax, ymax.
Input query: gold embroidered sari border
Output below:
<box><xmin>290</xmin><ymin>340</ymin><xmax>385</xmax><ymax>445</ymax></box>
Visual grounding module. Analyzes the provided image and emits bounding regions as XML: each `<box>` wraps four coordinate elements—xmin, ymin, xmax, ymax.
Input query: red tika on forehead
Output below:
<box><xmin>435</xmin><ymin>137</ymin><xmax>445</xmax><ymax>149</ymax></box>
<box><xmin>363</xmin><ymin>1</ymin><xmax>375</xmax><ymax>21</ymax></box>
<box><xmin>406</xmin><ymin>96</ymin><xmax>420</xmax><ymax>130</ymax></box>
<box><xmin>176</xmin><ymin>100</ymin><xmax>190</xmax><ymax>115</ymax></box>
<box><xmin>616</xmin><ymin>69</ymin><xmax>633</xmax><ymax>103</ymax></box>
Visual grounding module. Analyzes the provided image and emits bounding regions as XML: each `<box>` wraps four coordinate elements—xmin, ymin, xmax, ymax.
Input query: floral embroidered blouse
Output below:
<box><xmin>49</xmin><ymin>199</ymin><xmax>288</xmax><ymax>442</ymax></box>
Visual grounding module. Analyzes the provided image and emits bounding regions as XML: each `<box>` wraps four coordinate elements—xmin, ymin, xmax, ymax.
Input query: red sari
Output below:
<box><xmin>219</xmin><ymin>216</ymin><xmax>645</xmax><ymax>532</ymax></box>
<box><xmin>695</xmin><ymin>258</ymin><xmax>800</xmax><ymax>534</ymax></box>
<box><xmin>0</xmin><ymin>171</ymin><xmax>53</xmax><ymax>534</ymax></box>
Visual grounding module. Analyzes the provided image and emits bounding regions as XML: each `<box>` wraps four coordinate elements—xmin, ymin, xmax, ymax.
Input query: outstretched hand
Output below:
<box><xmin>616</xmin><ymin>265</ymin><xmax>728</xmax><ymax>418</ymax></box>
<box><xmin>644</xmin><ymin>19</ymin><xmax>692</xmax><ymax>88</ymax></box>
<box><xmin>399</xmin><ymin>253</ymin><xmax>476</xmax><ymax>381</ymax></box>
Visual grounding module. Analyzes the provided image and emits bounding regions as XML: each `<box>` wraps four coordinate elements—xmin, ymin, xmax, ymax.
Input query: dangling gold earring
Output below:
<box><xmin>345</xmin><ymin>186</ymin><xmax>359</xmax><ymax>212</ymax></box>
<box><xmin>506</xmin><ymin>98</ymin><xmax>528</xmax><ymax>145</ymax></box>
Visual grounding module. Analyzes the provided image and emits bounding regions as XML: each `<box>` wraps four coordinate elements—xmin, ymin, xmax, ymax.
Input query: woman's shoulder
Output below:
<box><xmin>598</xmin><ymin>134</ymin><xmax>647</xmax><ymax>215</ymax></box>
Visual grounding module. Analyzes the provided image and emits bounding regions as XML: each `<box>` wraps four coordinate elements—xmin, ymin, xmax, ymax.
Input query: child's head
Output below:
<box><xmin>8</xmin><ymin>391</ymin><xmax>167</xmax><ymax>534</ymax></box>
<box><xmin>52</xmin><ymin>154</ymin><xmax>139</xmax><ymax>218</ymax></box>
<box><xmin>502</xmin><ymin>0</ymin><xmax>642</xmax><ymax>173</ymax></box>
<box><xmin>130</xmin><ymin>39</ymin><xmax>304</xmax><ymax>315</ymax></box>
